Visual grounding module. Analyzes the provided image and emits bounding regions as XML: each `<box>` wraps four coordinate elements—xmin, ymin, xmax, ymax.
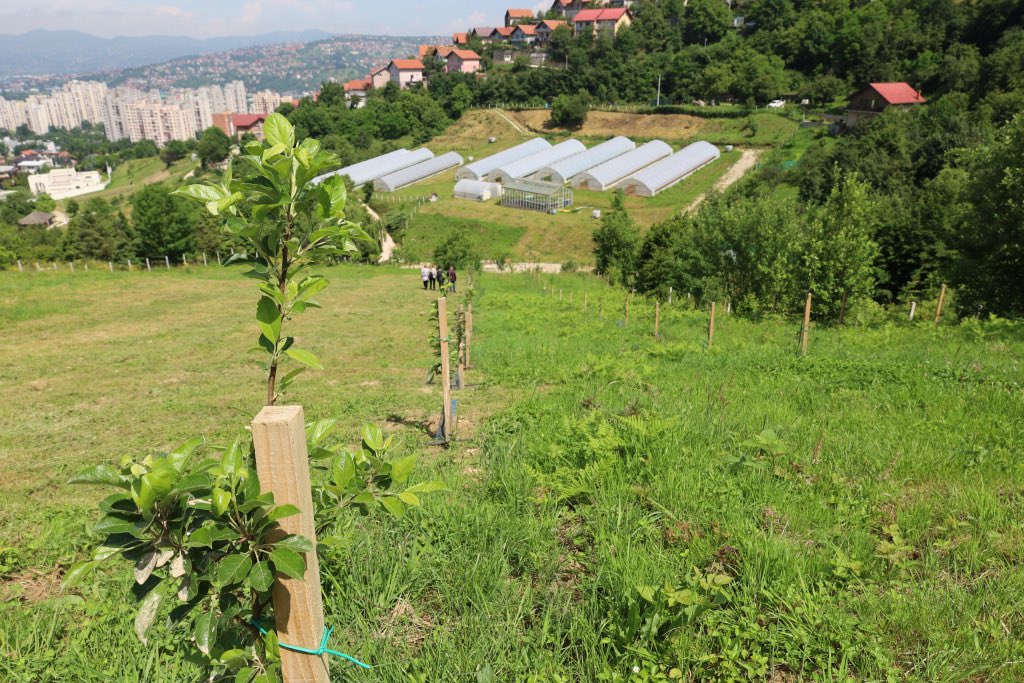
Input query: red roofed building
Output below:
<box><xmin>233</xmin><ymin>113</ymin><xmax>268</xmax><ymax>140</ymax></box>
<box><xmin>446</xmin><ymin>49</ymin><xmax>482</xmax><ymax>74</ymax></box>
<box><xmin>344</xmin><ymin>77</ymin><xmax>372</xmax><ymax>108</ymax></box>
<box><xmin>505</xmin><ymin>8</ymin><xmax>535</xmax><ymax>26</ymax></box>
<box><xmin>549</xmin><ymin>0</ymin><xmax>588</xmax><ymax>20</ymax></box>
<box><xmin>573</xmin><ymin>7</ymin><xmax>632</xmax><ymax>36</ymax></box>
<box><xmin>511</xmin><ymin>23</ymin><xmax>538</xmax><ymax>46</ymax></box>
<box><xmin>536</xmin><ymin>19</ymin><xmax>567</xmax><ymax>44</ymax></box>
<box><xmin>370</xmin><ymin>64</ymin><xmax>390</xmax><ymax>90</ymax></box>
<box><xmin>846</xmin><ymin>82</ymin><xmax>926</xmax><ymax>127</ymax></box>
<box><xmin>453</xmin><ymin>32</ymin><xmax>469</xmax><ymax>45</ymax></box>
<box><xmin>387</xmin><ymin>59</ymin><xmax>425</xmax><ymax>88</ymax></box>
<box><xmin>494</xmin><ymin>26</ymin><xmax>516</xmax><ymax>41</ymax></box>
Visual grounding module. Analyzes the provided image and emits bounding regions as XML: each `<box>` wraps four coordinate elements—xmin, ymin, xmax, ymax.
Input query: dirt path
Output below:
<box><xmin>364</xmin><ymin>202</ymin><xmax>396</xmax><ymax>263</ymax></box>
<box><xmin>684</xmin><ymin>148</ymin><xmax>761</xmax><ymax>214</ymax></box>
<box><xmin>493</xmin><ymin>109</ymin><xmax>528</xmax><ymax>135</ymax></box>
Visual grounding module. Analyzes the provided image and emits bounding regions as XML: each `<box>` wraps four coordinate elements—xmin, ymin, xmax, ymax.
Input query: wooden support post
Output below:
<box><xmin>203</xmin><ymin>252</ymin><xmax>208</xmax><ymax>267</ymax></box>
<box><xmin>800</xmin><ymin>291</ymin><xmax>812</xmax><ymax>356</ymax></box>
<box><xmin>164</xmin><ymin>255</ymin><xmax>170</xmax><ymax>269</ymax></box>
<box><xmin>216</xmin><ymin>250</ymin><xmax>221</xmax><ymax>265</ymax></box>
<box><xmin>668</xmin><ymin>286</ymin><xmax>673</xmax><ymax>305</ymax></box>
<box><xmin>108</xmin><ymin>261</ymin><xmax>114</xmax><ymax>272</ymax></box>
<box><xmin>251</xmin><ymin>406</ymin><xmax>330</xmax><ymax>683</ymax></box>
<box><xmin>84</xmin><ymin>263</ymin><xmax>88</xmax><ymax>271</ymax></box>
<box><xmin>726</xmin><ymin>300</ymin><xmax>731</xmax><ymax>315</ymax></box>
<box><xmin>146</xmin><ymin>258</ymin><xmax>151</xmax><ymax>272</ymax></box>
<box><xmin>465</xmin><ymin>303</ymin><xmax>473</xmax><ymax>369</ymax></box>
<box><xmin>69</xmin><ymin>262</ymin><xmax>75</xmax><ymax>272</ymax></box>
<box><xmin>35</xmin><ymin>262</ymin><xmax>41</xmax><ymax>271</ymax></box>
<box><xmin>183</xmin><ymin>254</ymin><xmax>188</xmax><ymax>266</ymax></box>
<box><xmin>909</xmin><ymin>301</ymin><xmax>916</xmax><ymax>320</ymax></box>
<box><xmin>708</xmin><ymin>302</ymin><xmax>716</xmax><ymax>349</ymax></box>
<box><xmin>654</xmin><ymin>301</ymin><xmax>660</xmax><ymax>339</ymax></box>
<box><xmin>934</xmin><ymin>284</ymin><xmax>946</xmax><ymax>324</ymax></box>
<box><xmin>127</xmin><ymin>259</ymin><xmax>132</xmax><ymax>271</ymax></box>
<box><xmin>438</xmin><ymin>297</ymin><xmax>453</xmax><ymax>443</ymax></box>
<box><xmin>16</xmin><ymin>260</ymin><xmax>22</xmax><ymax>272</ymax></box>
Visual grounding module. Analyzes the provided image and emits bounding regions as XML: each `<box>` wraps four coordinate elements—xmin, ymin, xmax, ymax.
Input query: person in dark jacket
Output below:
<box><xmin>447</xmin><ymin>266</ymin><xmax>457</xmax><ymax>292</ymax></box>
<box><xmin>428</xmin><ymin>265</ymin><xmax>437</xmax><ymax>290</ymax></box>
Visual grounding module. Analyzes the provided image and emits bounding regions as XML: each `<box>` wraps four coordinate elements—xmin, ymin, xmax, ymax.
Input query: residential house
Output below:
<box><xmin>18</xmin><ymin>210</ymin><xmax>54</xmax><ymax>228</ymax></box>
<box><xmin>494</xmin><ymin>26</ymin><xmax>516</xmax><ymax>42</ymax></box>
<box><xmin>453</xmin><ymin>32</ymin><xmax>469</xmax><ymax>45</ymax></box>
<box><xmin>845</xmin><ymin>82</ymin><xmax>926</xmax><ymax>127</ymax></box>
<box><xmin>419</xmin><ymin>45</ymin><xmax>455</xmax><ymax>60</ymax></box>
<box><xmin>549</xmin><ymin>0</ymin><xmax>589</xmax><ymax>20</ymax></box>
<box><xmin>511</xmin><ymin>23</ymin><xmax>538</xmax><ymax>47</ymax></box>
<box><xmin>233</xmin><ymin>113</ymin><xmax>268</xmax><ymax>140</ymax></box>
<box><xmin>505</xmin><ymin>9</ymin><xmax>535</xmax><ymax>26</ymax></box>
<box><xmin>387</xmin><ymin>59</ymin><xmax>425</xmax><ymax>89</ymax></box>
<box><xmin>343</xmin><ymin>77</ymin><xmax>371</xmax><ymax>108</ymax></box>
<box><xmin>573</xmin><ymin>8</ymin><xmax>632</xmax><ymax>37</ymax></box>
<box><xmin>27</xmin><ymin>167</ymin><xmax>105</xmax><ymax>200</ymax></box>
<box><xmin>370</xmin><ymin>65</ymin><xmax>391</xmax><ymax>90</ymax></box>
<box><xmin>446</xmin><ymin>49</ymin><xmax>482</xmax><ymax>74</ymax></box>
<box><xmin>535</xmin><ymin>19</ymin><xmax>567</xmax><ymax>45</ymax></box>
<box><xmin>471</xmin><ymin>27</ymin><xmax>498</xmax><ymax>43</ymax></box>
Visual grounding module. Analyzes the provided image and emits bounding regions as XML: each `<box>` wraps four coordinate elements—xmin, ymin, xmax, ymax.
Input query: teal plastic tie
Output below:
<box><xmin>251</xmin><ymin>621</ymin><xmax>371</xmax><ymax>670</ymax></box>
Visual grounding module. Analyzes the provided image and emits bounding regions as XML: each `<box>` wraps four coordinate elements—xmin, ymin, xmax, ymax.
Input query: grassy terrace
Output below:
<box><xmin>2</xmin><ymin>266</ymin><xmax>1023</xmax><ymax>681</ymax></box>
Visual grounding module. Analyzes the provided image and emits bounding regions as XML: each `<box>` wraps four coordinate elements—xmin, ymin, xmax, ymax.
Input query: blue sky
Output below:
<box><xmin>0</xmin><ymin>0</ymin><xmax>548</xmax><ymax>38</ymax></box>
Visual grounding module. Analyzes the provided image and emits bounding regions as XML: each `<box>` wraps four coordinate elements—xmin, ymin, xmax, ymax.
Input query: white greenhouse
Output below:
<box><xmin>619</xmin><ymin>141</ymin><xmax>720</xmax><ymax>197</ymax></box>
<box><xmin>313</xmin><ymin>148</ymin><xmax>434</xmax><ymax>187</ymax></box>
<box><xmin>534</xmin><ymin>136</ymin><xmax>636</xmax><ymax>184</ymax></box>
<box><xmin>570</xmin><ymin>140</ymin><xmax>673</xmax><ymax>191</ymax></box>
<box><xmin>490</xmin><ymin>139</ymin><xmax>587</xmax><ymax>184</ymax></box>
<box><xmin>374</xmin><ymin>152</ymin><xmax>464</xmax><ymax>192</ymax></box>
<box><xmin>456</xmin><ymin>138</ymin><xmax>551</xmax><ymax>181</ymax></box>
<box><xmin>453</xmin><ymin>179</ymin><xmax>502</xmax><ymax>201</ymax></box>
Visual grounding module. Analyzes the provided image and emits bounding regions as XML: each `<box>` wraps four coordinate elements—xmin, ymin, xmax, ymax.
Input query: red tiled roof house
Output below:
<box><xmin>846</xmin><ymin>82</ymin><xmax>926</xmax><ymax>127</ymax></box>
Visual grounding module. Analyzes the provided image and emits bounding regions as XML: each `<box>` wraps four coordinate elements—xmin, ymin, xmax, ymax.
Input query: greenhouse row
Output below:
<box><xmin>489</xmin><ymin>139</ymin><xmax>586</xmax><ymax>184</ymax></box>
<box><xmin>313</xmin><ymin>147</ymin><xmax>434</xmax><ymax>187</ymax></box>
<box><xmin>456</xmin><ymin>138</ymin><xmax>551</xmax><ymax>181</ymax></box>
<box><xmin>571</xmin><ymin>141</ymin><xmax>674</xmax><ymax>191</ymax></box>
<box><xmin>373</xmin><ymin>152</ymin><xmax>464</xmax><ymax>192</ymax></box>
<box><xmin>618</xmin><ymin>142</ymin><xmax>722</xmax><ymax>197</ymax></box>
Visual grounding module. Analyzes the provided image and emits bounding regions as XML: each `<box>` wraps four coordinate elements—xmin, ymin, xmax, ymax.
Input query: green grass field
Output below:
<box><xmin>63</xmin><ymin>156</ymin><xmax>199</xmax><ymax>207</ymax></box>
<box><xmin>3</xmin><ymin>267</ymin><xmax>1022</xmax><ymax>682</ymax></box>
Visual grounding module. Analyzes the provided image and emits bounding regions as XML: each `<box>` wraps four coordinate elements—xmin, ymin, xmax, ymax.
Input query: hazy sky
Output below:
<box><xmin>0</xmin><ymin>0</ymin><xmax>548</xmax><ymax>38</ymax></box>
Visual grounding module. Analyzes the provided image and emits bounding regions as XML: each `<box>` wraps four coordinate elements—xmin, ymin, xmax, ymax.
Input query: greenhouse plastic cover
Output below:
<box><xmin>453</xmin><ymin>179</ymin><xmax>502</xmax><ymax>200</ymax></box>
<box><xmin>571</xmin><ymin>140</ymin><xmax>673</xmax><ymax>190</ymax></box>
<box><xmin>492</xmin><ymin>139</ymin><xmax>587</xmax><ymax>182</ymax></box>
<box><xmin>314</xmin><ymin>148</ymin><xmax>434</xmax><ymax>186</ymax></box>
<box><xmin>456</xmin><ymin>138</ymin><xmax>552</xmax><ymax>180</ymax></box>
<box><xmin>374</xmin><ymin>151</ymin><xmax>464</xmax><ymax>192</ymax></box>
<box><xmin>621</xmin><ymin>141</ymin><xmax>720</xmax><ymax>196</ymax></box>
<box><xmin>536</xmin><ymin>136</ymin><xmax>636</xmax><ymax>184</ymax></box>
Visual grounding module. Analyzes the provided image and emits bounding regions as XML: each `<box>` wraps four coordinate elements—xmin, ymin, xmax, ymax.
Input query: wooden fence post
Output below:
<box><xmin>251</xmin><ymin>406</ymin><xmax>330</xmax><ymax>683</ymax></box>
<box><xmin>216</xmin><ymin>250</ymin><xmax>222</xmax><ymax>265</ymax></box>
<box><xmin>438</xmin><ymin>297</ymin><xmax>453</xmax><ymax>443</ymax></box>
<box><xmin>108</xmin><ymin>261</ymin><xmax>114</xmax><ymax>272</ymax></box>
<box><xmin>164</xmin><ymin>255</ymin><xmax>170</xmax><ymax>269</ymax></box>
<box><xmin>127</xmin><ymin>259</ymin><xmax>132</xmax><ymax>271</ymax></box>
<box><xmin>909</xmin><ymin>301</ymin><xmax>916</xmax><ymax>320</ymax></box>
<box><xmin>69</xmin><ymin>261</ymin><xmax>75</xmax><ymax>272</ymax></box>
<box><xmin>35</xmin><ymin>262</ymin><xmax>41</xmax><ymax>271</ymax></box>
<box><xmin>465</xmin><ymin>303</ymin><xmax>473</xmax><ymax>369</ymax></box>
<box><xmin>203</xmin><ymin>252</ymin><xmax>208</xmax><ymax>266</ymax></box>
<box><xmin>183</xmin><ymin>254</ymin><xmax>188</xmax><ymax>267</ymax></box>
<box><xmin>708</xmin><ymin>302</ymin><xmax>716</xmax><ymax>349</ymax></box>
<box><xmin>16</xmin><ymin>260</ymin><xmax>22</xmax><ymax>272</ymax></box>
<box><xmin>668</xmin><ymin>286</ymin><xmax>673</xmax><ymax>305</ymax></box>
<box><xmin>146</xmin><ymin>258</ymin><xmax>151</xmax><ymax>272</ymax></box>
<box><xmin>654</xmin><ymin>301</ymin><xmax>660</xmax><ymax>339</ymax></box>
<box><xmin>934</xmin><ymin>284</ymin><xmax>946</xmax><ymax>324</ymax></box>
<box><xmin>800</xmin><ymin>291</ymin><xmax>812</xmax><ymax>356</ymax></box>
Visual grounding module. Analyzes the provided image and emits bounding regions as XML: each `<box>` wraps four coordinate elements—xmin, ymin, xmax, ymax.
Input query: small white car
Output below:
<box><xmin>767</xmin><ymin>99</ymin><xmax>786</xmax><ymax>108</ymax></box>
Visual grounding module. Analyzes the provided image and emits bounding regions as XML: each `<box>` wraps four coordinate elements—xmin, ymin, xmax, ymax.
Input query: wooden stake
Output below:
<box><xmin>800</xmin><ymin>291</ymin><xmax>812</xmax><ymax>356</ymax></box>
<box><xmin>708</xmin><ymin>302</ymin><xmax>716</xmax><ymax>349</ymax></box>
<box><xmin>909</xmin><ymin>301</ymin><xmax>916</xmax><ymax>320</ymax></box>
<box><xmin>84</xmin><ymin>263</ymin><xmax>88</xmax><ymax>271</ymax></box>
<box><xmin>465</xmin><ymin>303</ymin><xmax>473</xmax><ymax>369</ymax></box>
<box><xmin>216</xmin><ymin>250</ymin><xmax>221</xmax><ymax>265</ymax></box>
<box><xmin>668</xmin><ymin>286</ymin><xmax>673</xmax><ymax>305</ymax></box>
<box><xmin>251</xmin><ymin>406</ymin><xmax>330</xmax><ymax>683</ymax></box>
<box><xmin>203</xmin><ymin>252</ymin><xmax>208</xmax><ymax>266</ymax></box>
<box><xmin>934</xmin><ymin>284</ymin><xmax>946</xmax><ymax>324</ymax></box>
<box><xmin>164</xmin><ymin>255</ymin><xmax>170</xmax><ymax>269</ymax></box>
<box><xmin>35</xmin><ymin>262</ymin><xmax>41</xmax><ymax>271</ymax></box>
<box><xmin>16</xmin><ymin>260</ymin><xmax>22</xmax><ymax>272</ymax></box>
<box><xmin>183</xmin><ymin>254</ymin><xmax>188</xmax><ymax>266</ymax></box>
<box><xmin>69</xmin><ymin>261</ymin><xmax>75</xmax><ymax>272</ymax></box>
<box><xmin>438</xmin><ymin>297</ymin><xmax>453</xmax><ymax>443</ymax></box>
<box><xmin>127</xmin><ymin>259</ymin><xmax>132</xmax><ymax>271</ymax></box>
<box><xmin>108</xmin><ymin>261</ymin><xmax>113</xmax><ymax>272</ymax></box>
<box><xmin>654</xmin><ymin>301</ymin><xmax>660</xmax><ymax>339</ymax></box>
<box><xmin>146</xmin><ymin>258</ymin><xmax>151</xmax><ymax>272</ymax></box>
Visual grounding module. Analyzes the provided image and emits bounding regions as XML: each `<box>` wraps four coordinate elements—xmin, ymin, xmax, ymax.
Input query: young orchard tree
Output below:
<box><xmin>173</xmin><ymin>113</ymin><xmax>369</xmax><ymax>405</ymax></box>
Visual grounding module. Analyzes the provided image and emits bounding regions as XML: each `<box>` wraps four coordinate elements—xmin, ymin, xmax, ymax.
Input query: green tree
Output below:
<box><xmin>593</xmin><ymin>191</ymin><xmax>640</xmax><ymax>286</ymax></box>
<box><xmin>550</xmin><ymin>93</ymin><xmax>591</xmax><ymax>129</ymax></box>
<box><xmin>197</xmin><ymin>126</ymin><xmax>231</xmax><ymax>169</ymax></box>
<box><xmin>159</xmin><ymin>139</ymin><xmax>190</xmax><ymax>168</ymax></box>
<box><xmin>433</xmin><ymin>230</ymin><xmax>480</xmax><ymax>271</ymax></box>
<box><xmin>132</xmin><ymin>183</ymin><xmax>196</xmax><ymax>258</ymax></box>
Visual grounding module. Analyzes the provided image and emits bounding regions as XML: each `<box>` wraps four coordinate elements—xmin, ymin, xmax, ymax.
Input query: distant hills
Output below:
<box><xmin>0</xmin><ymin>29</ymin><xmax>333</xmax><ymax>78</ymax></box>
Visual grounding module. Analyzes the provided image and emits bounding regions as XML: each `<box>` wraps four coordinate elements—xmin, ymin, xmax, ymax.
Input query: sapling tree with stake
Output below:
<box><xmin>66</xmin><ymin>114</ymin><xmax>445</xmax><ymax>683</ymax></box>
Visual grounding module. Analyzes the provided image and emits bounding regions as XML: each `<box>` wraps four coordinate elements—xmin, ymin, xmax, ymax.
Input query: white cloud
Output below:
<box><xmin>241</xmin><ymin>1</ymin><xmax>263</xmax><ymax>24</ymax></box>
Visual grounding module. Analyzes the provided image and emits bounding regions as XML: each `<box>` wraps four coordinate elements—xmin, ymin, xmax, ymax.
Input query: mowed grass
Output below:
<box><xmin>63</xmin><ymin>156</ymin><xmax>199</xmax><ymax>208</ymax></box>
<box><xmin>3</xmin><ymin>268</ymin><xmax>1023</xmax><ymax>681</ymax></box>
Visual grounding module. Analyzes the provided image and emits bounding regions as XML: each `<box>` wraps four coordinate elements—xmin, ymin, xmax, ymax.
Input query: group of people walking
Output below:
<box><xmin>420</xmin><ymin>264</ymin><xmax>458</xmax><ymax>292</ymax></box>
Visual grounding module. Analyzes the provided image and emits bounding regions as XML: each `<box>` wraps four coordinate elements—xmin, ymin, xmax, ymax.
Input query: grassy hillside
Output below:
<box><xmin>65</xmin><ymin>156</ymin><xmax>199</xmax><ymax>207</ymax></box>
<box><xmin>2</xmin><ymin>266</ymin><xmax>1023</xmax><ymax>681</ymax></box>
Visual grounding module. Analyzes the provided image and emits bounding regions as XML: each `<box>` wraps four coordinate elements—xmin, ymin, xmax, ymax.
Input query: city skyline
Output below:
<box><xmin>0</xmin><ymin>0</ymin><xmax>545</xmax><ymax>39</ymax></box>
